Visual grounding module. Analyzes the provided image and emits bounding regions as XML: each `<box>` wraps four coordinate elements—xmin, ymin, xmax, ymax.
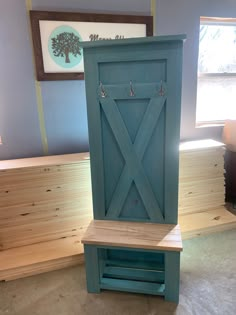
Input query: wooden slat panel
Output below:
<box><xmin>105</xmin><ymin>259</ymin><xmax>164</xmax><ymax>271</ymax></box>
<box><xmin>100</xmin><ymin>278</ymin><xmax>165</xmax><ymax>295</ymax></box>
<box><xmin>103</xmin><ymin>266</ymin><xmax>165</xmax><ymax>282</ymax></box>
<box><xmin>102</xmin><ymin>94</ymin><xmax>166</xmax><ymax>221</ymax></box>
<box><xmin>100</xmin><ymin>97</ymin><xmax>163</xmax><ymax>222</ymax></box>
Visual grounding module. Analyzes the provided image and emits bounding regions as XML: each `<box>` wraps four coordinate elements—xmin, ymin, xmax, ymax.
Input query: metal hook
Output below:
<box><xmin>100</xmin><ymin>82</ymin><xmax>106</xmax><ymax>98</ymax></box>
<box><xmin>159</xmin><ymin>80</ymin><xmax>165</xmax><ymax>96</ymax></box>
<box><xmin>130</xmin><ymin>81</ymin><xmax>135</xmax><ymax>97</ymax></box>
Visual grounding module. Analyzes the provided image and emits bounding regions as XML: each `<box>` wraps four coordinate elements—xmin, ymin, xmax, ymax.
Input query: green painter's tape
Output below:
<box><xmin>25</xmin><ymin>0</ymin><xmax>48</xmax><ymax>155</ymax></box>
<box><xmin>151</xmin><ymin>0</ymin><xmax>156</xmax><ymax>35</ymax></box>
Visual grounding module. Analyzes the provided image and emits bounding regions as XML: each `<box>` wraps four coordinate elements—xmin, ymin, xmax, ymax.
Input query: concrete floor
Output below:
<box><xmin>0</xmin><ymin>229</ymin><xmax>235</xmax><ymax>315</ymax></box>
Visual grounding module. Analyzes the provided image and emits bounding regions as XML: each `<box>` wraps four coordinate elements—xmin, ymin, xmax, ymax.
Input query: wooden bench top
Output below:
<box><xmin>82</xmin><ymin>220</ymin><xmax>183</xmax><ymax>252</ymax></box>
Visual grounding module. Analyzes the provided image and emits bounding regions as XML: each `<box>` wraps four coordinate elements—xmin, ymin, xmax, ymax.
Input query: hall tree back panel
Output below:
<box><xmin>82</xmin><ymin>36</ymin><xmax>185</xmax><ymax>302</ymax></box>
<box><xmin>83</xmin><ymin>36</ymin><xmax>185</xmax><ymax>225</ymax></box>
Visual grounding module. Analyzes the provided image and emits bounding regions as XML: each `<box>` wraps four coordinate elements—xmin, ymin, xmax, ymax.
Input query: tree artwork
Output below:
<box><xmin>51</xmin><ymin>32</ymin><xmax>81</xmax><ymax>63</ymax></box>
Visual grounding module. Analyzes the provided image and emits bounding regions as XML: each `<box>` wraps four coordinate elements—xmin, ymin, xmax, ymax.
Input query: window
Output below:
<box><xmin>196</xmin><ymin>17</ymin><xmax>236</xmax><ymax>126</ymax></box>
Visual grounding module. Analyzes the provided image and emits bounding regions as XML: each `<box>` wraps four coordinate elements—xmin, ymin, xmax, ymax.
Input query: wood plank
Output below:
<box><xmin>0</xmin><ymin>218</ymin><xmax>91</xmax><ymax>250</ymax></box>
<box><xmin>179</xmin><ymin>205</ymin><xmax>225</xmax><ymax>216</ymax></box>
<box><xmin>103</xmin><ymin>266</ymin><xmax>165</xmax><ymax>282</ymax></box>
<box><xmin>2</xmin><ymin>205</ymin><xmax>86</xmax><ymax>223</ymax></box>
<box><xmin>178</xmin><ymin>194</ymin><xmax>224</xmax><ymax>207</ymax></box>
<box><xmin>178</xmin><ymin>140</ymin><xmax>225</xmax><ymax>216</ymax></box>
<box><xmin>0</xmin><ymin>236</ymin><xmax>83</xmax><ymax>271</ymax></box>
<box><xmin>0</xmin><ymin>236</ymin><xmax>84</xmax><ymax>281</ymax></box>
<box><xmin>82</xmin><ymin>220</ymin><xmax>182</xmax><ymax>252</ymax></box>
<box><xmin>100</xmin><ymin>278</ymin><xmax>165</xmax><ymax>295</ymax></box>
<box><xmin>179</xmin><ymin>181</ymin><xmax>224</xmax><ymax>193</ymax></box>
<box><xmin>0</xmin><ymin>152</ymin><xmax>93</xmax><ymax>250</ymax></box>
<box><xmin>105</xmin><ymin>259</ymin><xmax>164</xmax><ymax>271</ymax></box>
<box><xmin>0</xmin><ymin>164</ymin><xmax>91</xmax><ymax>186</ymax></box>
<box><xmin>180</xmin><ymin>207</ymin><xmax>236</xmax><ymax>239</ymax></box>
<box><xmin>179</xmin><ymin>139</ymin><xmax>225</xmax><ymax>151</ymax></box>
<box><xmin>1</xmin><ymin>256</ymin><xmax>82</xmax><ymax>281</ymax></box>
<box><xmin>0</xmin><ymin>199</ymin><xmax>92</xmax><ymax>223</ymax></box>
<box><xmin>0</xmin><ymin>153</ymin><xmax>89</xmax><ymax>170</ymax></box>
<box><xmin>179</xmin><ymin>158</ymin><xmax>224</xmax><ymax>169</ymax></box>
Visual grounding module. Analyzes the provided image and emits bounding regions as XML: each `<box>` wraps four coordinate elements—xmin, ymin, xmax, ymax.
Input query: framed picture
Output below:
<box><xmin>30</xmin><ymin>11</ymin><xmax>153</xmax><ymax>81</ymax></box>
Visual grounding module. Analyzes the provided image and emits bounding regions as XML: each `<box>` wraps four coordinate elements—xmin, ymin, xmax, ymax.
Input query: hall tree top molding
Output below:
<box><xmin>81</xmin><ymin>34</ymin><xmax>186</xmax><ymax>48</ymax></box>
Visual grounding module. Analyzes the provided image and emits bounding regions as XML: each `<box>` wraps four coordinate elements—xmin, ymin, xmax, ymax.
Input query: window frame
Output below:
<box><xmin>196</xmin><ymin>16</ymin><xmax>236</xmax><ymax>127</ymax></box>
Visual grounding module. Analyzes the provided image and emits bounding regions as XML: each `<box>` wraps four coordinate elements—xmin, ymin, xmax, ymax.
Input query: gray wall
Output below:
<box><xmin>0</xmin><ymin>0</ymin><xmax>233</xmax><ymax>160</ymax></box>
<box><xmin>156</xmin><ymin>0</ymin><xmax>236</xmax><ymax>141</ymax></box>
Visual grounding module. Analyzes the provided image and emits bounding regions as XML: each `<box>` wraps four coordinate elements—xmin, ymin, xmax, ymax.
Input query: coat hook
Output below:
<box><xmin>159</xmin><ymin>80</ymin><xmax>165</xmax><ymax>96</ymax></box>
<box><xmin>100</xmin><ymin>82</ymin><xmax>106</xmax><ymax>98</ymax></box>
<box><xmin>130</xmin><ymin>81</ymin><xmax>135</xmax><ymax>97</ymax></box>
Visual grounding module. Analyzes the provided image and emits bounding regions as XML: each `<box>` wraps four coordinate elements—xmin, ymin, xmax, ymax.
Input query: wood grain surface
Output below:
<box><xmin>0</xmin><ymin>141</ymin><xmax>234</xmax><ymax>281</ymax></box>
<box><xmin>82</xmin><ymin>220</ymin><xmax>183</xmax><ymax>252</ymax></box>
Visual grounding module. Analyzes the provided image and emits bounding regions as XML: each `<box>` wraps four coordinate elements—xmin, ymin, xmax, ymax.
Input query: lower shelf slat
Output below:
<box><xmin>103</xmin><ymin>266</ymin><xmax>164</xmax><ymax>283</ymax></box>
<box><xmin>105</xmin><ymin>259</ymin><xmax>164</xmax><ymax>271</ymax></box>
<box><xmin>100</xmin><ymin>277</ymin><xmax>165</xmax><ymax>295</ymax></box>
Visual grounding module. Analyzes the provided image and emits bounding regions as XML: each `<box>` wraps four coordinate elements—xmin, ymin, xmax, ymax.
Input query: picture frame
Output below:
<box><xmin>30</xmin><ymin>11</ymin><xmax>153</xmax><ymax>81</ymax></box>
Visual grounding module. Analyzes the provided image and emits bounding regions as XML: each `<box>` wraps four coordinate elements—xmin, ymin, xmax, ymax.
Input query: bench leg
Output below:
<box><xmin>165</xmin><ymin>252</ymin><xmax>180</xmax><ymax>303</ymax></box>
<box><xmin>84</xmin><ymin>245</ymin><xmax>101</xmax><ymax>293</ymax></box>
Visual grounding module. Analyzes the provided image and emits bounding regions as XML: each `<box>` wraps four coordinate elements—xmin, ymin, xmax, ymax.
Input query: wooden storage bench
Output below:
<box><xmin>82</xmin><ymin>220</ymin><xmax>182</xmax><ymax>302</ymax></box>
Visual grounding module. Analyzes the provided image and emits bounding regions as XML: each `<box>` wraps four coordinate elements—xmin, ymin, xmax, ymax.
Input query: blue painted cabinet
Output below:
<box><xmin>82</xmin><ymin>35</ymin><xmax>185</xmax><ymax>302</ymax></box>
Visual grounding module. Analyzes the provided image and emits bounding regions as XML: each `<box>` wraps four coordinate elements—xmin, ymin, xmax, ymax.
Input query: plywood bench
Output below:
<box><xmin>82</xmin><ymin>220</ymin><xmax>183</xmax><ymax>302</ymax></box>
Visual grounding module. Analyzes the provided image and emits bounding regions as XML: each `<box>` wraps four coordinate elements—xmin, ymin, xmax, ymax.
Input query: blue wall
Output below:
<box><xmin>41</xmin><ymin>81</ymin><xmax>88</xmax><ymax>155</ymax></box>
<box><xmin>0</xmin><ymin>0</ymin><xmax>43</xmax><ymax>159</ymax></box>
<box><xmin>32</xmin><ymin>0</ymin><xmax>150</xmax><ymax>15</ymax></box>
<box><xmin>0</xmin><ymin>0</ymin><xmax>151</xmax><ymax>160</ymax></box>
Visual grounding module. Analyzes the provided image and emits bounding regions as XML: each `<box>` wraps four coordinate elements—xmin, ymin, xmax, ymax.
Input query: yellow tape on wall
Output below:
<box><xmin>151</xmin><ymin>0</ymin><xmax>156</xmax><ymax>35</ymax></box>
<box><xmin>25</xmin><ymin>0</ymin><xmax>49</xmax><ymax>155</ymax></box>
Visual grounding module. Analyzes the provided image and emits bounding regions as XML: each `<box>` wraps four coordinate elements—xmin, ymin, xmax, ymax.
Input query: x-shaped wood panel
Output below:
<box><xmin>99</xmin><ymin>83</ymin><xmax>167</xmax><ymax>222</ymax></box>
